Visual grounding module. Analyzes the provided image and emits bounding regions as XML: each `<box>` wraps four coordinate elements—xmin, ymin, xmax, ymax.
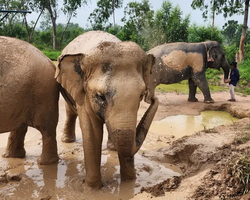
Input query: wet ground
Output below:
<box><xmin>0</xmin><ymin>91</ymin><xmax>248</xmax><ymax>200</ymax></box>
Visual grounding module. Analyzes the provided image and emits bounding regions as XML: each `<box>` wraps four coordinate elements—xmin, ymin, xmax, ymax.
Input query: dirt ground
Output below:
<box><xmin>1</xmin><ymin>90</ymin><xmax>250</xmax><ymax>200</ymax></box>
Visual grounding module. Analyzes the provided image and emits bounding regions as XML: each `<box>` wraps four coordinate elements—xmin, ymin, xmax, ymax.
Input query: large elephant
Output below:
<box><xmin>55</xmin><ymin>31</ymin><xmax>158</xmax><ymax>188</ymax></box>
<box><xmin>0</xmin><ymin>36</ymin><xmax>72</xmax><ymax>165</ymax></box>
<box><xmin>145</xmin><ymin>41</ymin><xmax>230</xmax><ymax>103</ymax></box>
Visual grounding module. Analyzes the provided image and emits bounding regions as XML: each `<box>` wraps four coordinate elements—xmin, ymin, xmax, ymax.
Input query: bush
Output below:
<box><xmin>239</xmin><ymin>60</ymin><xmax>250</xmax><ymax>82</ymax></box>
<box><xmin>223</xmin><ymin>44</ymin><xmax>238</xmax><ymax>65</ymax></box>
<box><xmin>206</xmin><ymin>68</ymin><xmax>222</xmax><ymax>86</ymax></box>
<box><xmin>42</xmin><ymin>50</ymin><xmax>61</xmax><ymax>61</ymax></box>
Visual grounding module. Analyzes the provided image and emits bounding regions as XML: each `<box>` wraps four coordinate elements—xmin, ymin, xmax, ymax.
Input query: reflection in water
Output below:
<box><xmin>149</xmin><ymin>111</ymin><xmax>238</xmax><ymax>139</ymax></box>
<box><xmin>2</xmin><ymin>148</ymin><xmax>180</xmax><ymax>200</ymax></box>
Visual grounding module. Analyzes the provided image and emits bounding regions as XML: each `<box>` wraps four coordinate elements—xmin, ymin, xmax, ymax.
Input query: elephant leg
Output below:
<box><xmin>107</xmin><ymin>134</ymin><xmax>116</xmax><ymax>151</ymax></box>
<box><xmin>2</xmin><ymin>124</ymin><xmax>27</xmax><ymax>158</ymax></box>
<box><xmin>193</xmin><ymin>75</ymin><xmax>214</xmax><ymax>103</ymax></box>
<box><xmin>37</xmin><ymin>125</ymin><xmax>59</xmax><ymax>165</ymax></box>
<box><xmin>188</xmin><ymin>78</ymin><xmax>198</xmax><ymax>102</ymax></box>
<box><xmin>61</xmin><ymin>102</ymin><xmax>77</xmax><ymax>143</ymax></box>
<box><xmin>79</xmin><ymin>107</ymin><xmax>103</xmax><ymax>189</ymax></box>
<box><xmin>118</xmin><ymin>154</ymin><xmax>136</xmax><ymax>181</ymax></box>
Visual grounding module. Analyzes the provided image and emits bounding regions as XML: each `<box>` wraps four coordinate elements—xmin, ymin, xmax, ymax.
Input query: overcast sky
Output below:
<box><xmin>28</xmin><ymin>0</ymin><xmax>246</xmax><ymax>29</ymax></box>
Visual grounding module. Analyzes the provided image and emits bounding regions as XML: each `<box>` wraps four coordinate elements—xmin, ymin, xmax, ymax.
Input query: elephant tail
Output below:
<box><xmin>59</xmin><ymin>85</ymin><xmax>78</xmax><ymax>115</ymax></box>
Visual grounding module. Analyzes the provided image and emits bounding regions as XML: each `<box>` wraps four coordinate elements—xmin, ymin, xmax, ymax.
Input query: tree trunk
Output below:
<box><xmin>23</xmin><ymin>9</ymin><xmax>44</xmax><ymax>43</ymax></box>
<box><xmin>112</xmin><ymin>0</ymin><xmax>115</xmax><ymax>26</ymax></box>
<box><xmin>59</xmin><ymin>13</ymin><xmax>72</xmax><ymax>50</ymax></box>
<box><xmin>211</xmin><ymin>9</ymin><xmax>215</xmax><ymax>40</ymax></box>
<box><xmin>236</xmin><ymin>0</ymin><xmax>249</xmax><ymax>64</ymax></box>
<box><xmin>51</xmin><ymin>16</ymin><xmax>57</xmax><ymax>50</ymax></box>
<box><xmin>23</xmin><ymin>15</ymin><xmax>31</xmax><ymax>43</ymax></box>
<box><xmin>46</xmin><ymin>5</ymin><xmax>57</xmax><ymax>50</ymax></box>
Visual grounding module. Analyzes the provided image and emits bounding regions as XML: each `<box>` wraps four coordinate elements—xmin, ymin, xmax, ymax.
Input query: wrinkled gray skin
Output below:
<box><xmin>146</xmin><ymin>41</ymin><xmax>230</xmax><ymax>103</ymax></box>
<box><xmin>56</xmin><ymin>31</ymin><xmax>158</xmax><ymax>189</ymax></box>
<box><xmin>0</xmin><ymin>36</ymin><xmax>70</xmax><ymax>165</ymax></box>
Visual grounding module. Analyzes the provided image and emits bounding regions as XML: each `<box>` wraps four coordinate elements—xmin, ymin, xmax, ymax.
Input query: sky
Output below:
<box><xmin>28</xmin><ymin>0</ymin><xmax>246</xmax><ymax>30</ymax></box>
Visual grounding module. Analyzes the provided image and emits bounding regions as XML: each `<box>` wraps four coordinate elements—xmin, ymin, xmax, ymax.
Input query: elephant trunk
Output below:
<box><xmin>222</xmin><ymin>61</ymin><xmax>230</xmax><ymax>81</ymax></box>
<box><xmin>111</xmin><ymin>97</ymin><xmax>159</xmax><ymax>157</ymax></box>
<box><xmin>133</xmin><ymin>97</ymin><xmax>159</xmax><ymax>154</ymax></box>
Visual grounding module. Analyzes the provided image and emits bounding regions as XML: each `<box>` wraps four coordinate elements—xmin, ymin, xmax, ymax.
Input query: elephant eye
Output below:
<box><xmin>96</xmin><ymin>93</ymin><xmax>106</xmax><ymax>103</ymax></box>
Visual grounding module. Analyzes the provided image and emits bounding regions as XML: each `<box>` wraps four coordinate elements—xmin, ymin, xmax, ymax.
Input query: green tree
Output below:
<box><xmin>33</xmin><ymin>0</ymin><xmax>88</xmax><ymax>50</ymax></box>
<box><xmin>191</xmin><ymin>0</ymin><xmax>249</xmax><ymax>62</ymax></box>
<box><xmin>57</xmin><ymin>22</ymin><xmax>84</xmax><ymax>49</ymax></box>
<box><xmin>88</xmin><ymin>0</ymin><xmax>123</xmax><ymax>30</ymax></box>
<box><xmin>188</xmin><ymin>24</ymin><xmax>224</xmax><ymax>43</ymax></box>
<box><xmin>142</xmin><ymin>1</ymin><xmax>190</xmax><ymax>50</ymax></box>
<box><xmin>222</xmin><ymin>20</ymin><xmax>240</xmax><ymax>45</ymax></box>
<box><xmin>118</xmin><ymin>0</ymin><xmax>154</xmax><ymax>47</ymax></box>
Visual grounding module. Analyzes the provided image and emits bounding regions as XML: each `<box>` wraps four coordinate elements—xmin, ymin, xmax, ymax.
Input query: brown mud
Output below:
<box><xmin>1</xmin><ymin>91</ymin><xmax>250</xmax><ymax>200</ymax></box>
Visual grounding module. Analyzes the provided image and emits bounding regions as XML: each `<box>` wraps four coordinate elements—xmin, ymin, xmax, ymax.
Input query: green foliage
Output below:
<box><xmin>188</xmin><ymin>24</ymin><xmax>224</xmax><ymax>43</ymax></box>
<box><xmin>206</xmin><ymin>68</ymin><xmax>222</xmax><ymax>86</ymax></box>
<box><xmin>191</xmin><ymin>0</ymin><xmax>244</xmax><ymax>19</ymax></box>
<box><xmin>118</xmin><ymin>0</ymin><xmax>154</xmax><ymax>48</ymax></box>
<box><xmin>233</xmin><ymin>60</ymin><xmax>250</xmax><ymax>95</ymax></box>
<box><xmin>142</xmin><ymin>0</ymin><xmax>190</xmax><ymax>50</ymax></box>
<box><xmin>0</xmin><ymin>22</ymin><xmax>27</xmax><ymax>40</ymax></box>
<box><xmin>88</xmin><ymin>0</ymin><xmax>123</xmax><ymax>30</ymax></box>
<box><xmin>231</xmin><ymin>154</ymin><xmax>250</xmax><ymax>194</ymax></box>
<box><xmin>42</xmin><ymin>50</ymin><xmax>61</xmax><ymax>61</ymax></box>
<box><xmin>222</xmin><ymin>20</ymin><xmax>250</xmax><ymax>47</ymax></box>
<box><xmin>223</xmin><ymin>44</ymin><xmax>238</xmax><ymax>64</ymax></box>
<box><xmin>238</xmin><ymin>60</ymin><xmax>250</xmax><ymax>82</ymax></box>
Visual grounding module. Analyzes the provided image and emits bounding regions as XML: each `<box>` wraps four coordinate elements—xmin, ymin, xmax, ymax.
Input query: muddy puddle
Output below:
<box><xmin>0</xmin><ymin>99</ymin><xmax>238</xmax><ymax>200</ymax></box>
<box><xmin>149</xmin><ymin>110</ymin><xmax>238</xmax><ymax>140</ymax></box>
<box><xmin>0</xmin><ymin>129</ymin><xmax>180</xmax><ymax>200</ymax></box>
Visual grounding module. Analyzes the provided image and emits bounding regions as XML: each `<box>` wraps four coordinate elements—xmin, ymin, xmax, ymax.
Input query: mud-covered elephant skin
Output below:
<box><xmin>55</xmin><ymin>31</ymin><xmax>158</xmax><ymax>188</ymax></box>
<box><xmin>146</xmin><ymin>41</ymin><xmax>230</xmax><ymax>103</ymax></box>
<box><xmin>0</xmin><ymin>36</ymin><xmax>62</xmax><ymax>165</ymax></box>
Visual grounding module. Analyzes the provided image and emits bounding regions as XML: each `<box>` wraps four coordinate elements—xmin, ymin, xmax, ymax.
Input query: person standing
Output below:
<box><xmin>225</xmin><ymin>61</ymin><xmax>240</xmax><ymax>102</ymax></box>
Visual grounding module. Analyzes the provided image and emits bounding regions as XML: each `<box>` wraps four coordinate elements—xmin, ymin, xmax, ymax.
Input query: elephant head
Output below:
<box><xmin>205</xmin><ymin>41</ymin><xmax>230</xmax><ymax>80</ymax></box>
<box><xmin>55</xmin><ymin>31</ymin><xmax>158</xmax><ymax>188</ymax></box>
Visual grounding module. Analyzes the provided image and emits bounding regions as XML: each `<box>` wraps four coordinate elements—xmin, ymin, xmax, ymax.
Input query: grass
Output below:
<box><xmin>156</xmin><ymin>81</ymin><xmax>228</xmax><ymax>94</ymax></box>
<box><xmin>232</xmin><ymin>154</ymin><xmax>250</xmax><ymax>194</ymax></box>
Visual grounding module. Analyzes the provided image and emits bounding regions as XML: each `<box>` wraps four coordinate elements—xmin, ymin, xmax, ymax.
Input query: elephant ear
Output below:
<box><xmin>55</xmin><ymin>53</ymin><xmax>85</xmax><ymax>106</ymax></box>
<box><xmin>207</xmin><ymin>46</ymin><xmax>215</xmax><ymax>62</ymax></box>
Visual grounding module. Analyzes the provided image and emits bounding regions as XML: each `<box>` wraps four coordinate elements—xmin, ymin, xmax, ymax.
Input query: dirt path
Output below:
<box><xmin>1</xmin><ymin>91</ymin><xmax>250</xmax><ymax>200</ymax></box>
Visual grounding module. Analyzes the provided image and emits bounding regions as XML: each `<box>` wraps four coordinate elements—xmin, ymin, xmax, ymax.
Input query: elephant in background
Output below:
<box><xmin>55</xmin><ymin>31</ymin><xmax>158</xmax><ymax>188</ymax></box>
<box><xmin>145</xmin><ymin>41</ymin><xmax>230</xmax><ymax>103</ymax></box>
<box><xmin>0</xmin><ymin>36</ymin><xmax>73</xmax><ymax>165</ymax></box>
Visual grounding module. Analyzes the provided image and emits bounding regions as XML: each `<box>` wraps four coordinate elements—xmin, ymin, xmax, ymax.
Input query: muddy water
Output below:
<box><xmin>149</xmin><ymin>111</ymin><xmax>239</xmax><ymax>140</ymax></box>
<box><xmin>0</xmin><ymin>99</ymin><xmax>238</xmax><ymax>200</ymax></box>
<box><xmin>0</xmin><ymin>98</ymin><xmax>181</xmax><ymax>200</ymax></box>
<box><xmin>0</xmin><ymin>129</ymin><xmax>180</xmax><ymax>200</ymax></box>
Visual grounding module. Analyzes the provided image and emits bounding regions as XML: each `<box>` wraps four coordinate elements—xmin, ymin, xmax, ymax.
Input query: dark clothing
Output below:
<box><xmin>229</xmin><ymin>68</ymin><xmax>240</xmax><ymax>86</ymax></box>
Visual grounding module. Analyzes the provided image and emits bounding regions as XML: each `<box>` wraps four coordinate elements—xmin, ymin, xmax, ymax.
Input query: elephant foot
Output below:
<box><xmin>84</xmin><ymin>176</ymin><xmax>102</xmax><ymax>189</ymax></box>
<box><xmin>188</xmin><ymin>97</ymin><xmax>198</xmax><ymax>102</ymax></box>
<box><xmin>119</xmin><ymin>155</ymin><xmax>136</xmax><ymax>181</ymax></box>
<box><xmin>204</xmin><ymin>99</ymin><xmax>215</xmax><ymax>104</ymax></box>
<box><xmin>2</xmin><ymin>148</ymin><xmax>26</xmax><ymax>158</ymax></box>
<box><xmin>37</xmin><ymin>154</ymin><xmax>59</xmax><ymax>165</ymax></box>
<box><xmin>61</xmin><ymin>133</ymin><xmax>76</xmax><ymax>143</ymax></box>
